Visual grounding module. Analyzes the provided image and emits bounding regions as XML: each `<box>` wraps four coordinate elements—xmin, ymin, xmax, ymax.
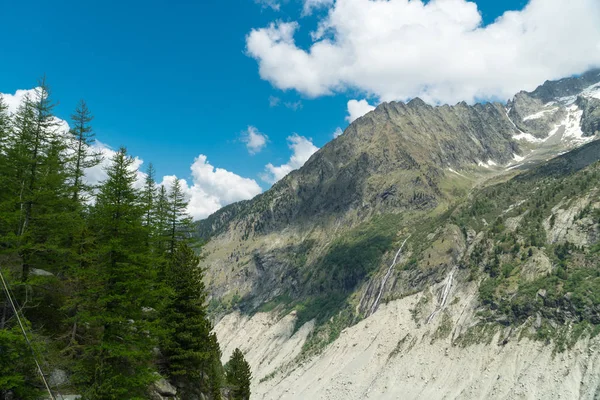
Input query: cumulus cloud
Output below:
<box><xmin>2</xmin><ymin>88</ymin><xmax>262</xmax><ymax>220</ymax></box>
<box><xmin>241</xmin><ymin>126</ymin><xmax>269</xmax><ymax>154</ymax></box>
<box><xmin>333</xmin><ymin>127</ymin><xmax>343</xmax><ymax>138</ymax></box>
<box><xmin>262</xmin><ymin>134</ymin><xmax>319</xmax><ymax>183</ymax></box>
<box><xmin>303</xmin><ymin>0</ymin><xmax>334</xmax><ymax>16</ymax></box>
<box><xmin>88</xmin><ymin>149</ymin><xmax>261</xmax><ymax>220</ymax></box>
<box><xmin>255</xmin><ymin>0</ymin><xmax>280</xmax><ymax>11</ymax></box>
<box><xmin>1</xmin><ymin>88</ymin><xmax>71</xmax><ymax>135</ymax></box>
<box><xmin>346</xmin><ymin>99</ymin><xmax>376</xmax><ymax>123</ymax></box>
<box><xmin>84</xmin><ymin>140</ymin><xmax>146</xmax><ymax>189</ymax></box>
<box><xmin>89</xmin><ymin>148</ymin><xmax>262</xmax><ymax>220</ymax></box>
<box><xmin>0</xmin><ymin>88</ymin><xmax>36</xmax><ymax>114</ymax></box>
<box><xmin>246</xmin><ymin>0</ymin><xmax>600</xmax><ymax>104</ymax></box>
<box><xmin>169</xmin><ymin>155</ymin><xmax>263</xmax><ymax>220</ymax></box>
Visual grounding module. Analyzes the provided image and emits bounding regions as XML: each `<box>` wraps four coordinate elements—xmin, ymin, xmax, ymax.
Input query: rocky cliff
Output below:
<box><xmin>197</xmin><ymin>70</ymin><xmax>600</xmax><ymax>399</ymax></box>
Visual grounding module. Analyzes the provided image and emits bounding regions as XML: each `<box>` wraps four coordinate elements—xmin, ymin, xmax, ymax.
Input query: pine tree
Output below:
<box><xmin>18</xmin><ymin>79</ymin><xmax>61</xmax><ymax>240</ymax></box>
<box><xmin>153</xmin><ymin>184</ymin><xmax>170</xmax><ymax>256</ymax></box>
<box><xmin>225</xmin><ymin>348</ymin><xmax>252</xmax><ymax>400</ymax></box>
<box><xmin>0</xmin><ymin>324</ymin><xmax>41</xmax><ymax>400</ymax></box>
<box><xmin>167</xmin><ymin>178</ymin><xmax>193</xmax><ymax>254</ymax></box>
<box><xmin>161</xmin><ymin>243</ymin><xmax>222</xmax><ymax>398</ymax></box>
<box><xmin>2</xmin><ymin>78</ymin><xmax>71</xmax><ymax>281</ymax></box>
<box><xmin>0</xmin><ymin>96</ymin><xmax>12</xmax><ymax>216</ymax></box>
<box><xmin>142</xmin><ymin>163</ymin><xmax>157</xmax><ymax>229</ymax></box>
<box><xmin>2</xmin><ymin>94</ymin><xmax>36</xmax><ymax>242</ymax></box>
<box><xmin>207</xmin><ymin>334</ymin><xmax>225</xmax><ymax>400</ymax></box>
<box><xmin>75</xmin><ymin>147</ymin><xmax>159</xmax><ymax>399</ymax></box>
<box><xmin>69</xmin><ymin>100</ymin><xmax>102</xmax><ymax>203</ymax></box>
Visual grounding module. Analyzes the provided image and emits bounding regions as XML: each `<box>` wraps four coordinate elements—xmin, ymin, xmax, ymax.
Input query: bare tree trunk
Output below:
<box><xmin>0</xmin><ymin>301</ymin><xmax>7</xmax><ymax>329</ymax></box>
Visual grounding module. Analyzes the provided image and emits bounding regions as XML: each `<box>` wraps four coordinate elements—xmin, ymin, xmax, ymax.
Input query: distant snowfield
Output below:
<box><xmin>523</xmin><ymin>107</ymin><xmax>558</xmax><ymax>121</ymax></box>
<box><xmin>512</xmin><ymin>131</ymin><xmax>545</xmax><ymax>143</ymax></box>
<box><xmin>582</xmin><ymin>82</ymin><xmax>600</xmax><ymax>100</ymax></box>
<box><xmin>214</xmin><ymin>286</ymin><xmax>600</xmax><ymax>400</ymax></box>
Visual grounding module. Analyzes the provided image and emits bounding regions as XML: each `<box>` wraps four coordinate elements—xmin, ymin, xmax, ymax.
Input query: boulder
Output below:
<box><xmin>155</xmin><ymin>377</ymin><xmax>177</xmax><ymax>397</ymax></box>
<box><xmin>30</xmin><ymin>268</ymin><xmax>54</xmax><ymax>277</ymax></box>
<box><xmin>49</xmin><ymin>368</ymin><xmax>69</xmax><ymax>387</ymax></box>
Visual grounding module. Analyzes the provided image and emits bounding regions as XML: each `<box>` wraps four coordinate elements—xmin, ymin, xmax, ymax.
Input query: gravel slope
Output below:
<box><xmin>215</xmin><ymin>286</ymin><xmax>600</xmax><ymax>400</ymax></box>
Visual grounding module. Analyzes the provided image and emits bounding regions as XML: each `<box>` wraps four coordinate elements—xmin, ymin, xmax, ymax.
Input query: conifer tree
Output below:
<box><xmin>142</xmin><ymin>163</ymin><xmax>157</xmax><ymax>229</ymax></box>
<box><xmin>167</xmin><ymin>178</ymin><xmax>193</xmax><ymax>254</ymax></box>
<box><xmin>75</xmin><ymin>147</ymin><xmax>159</xmax><ymax>399</ymax></box>
<box><xmin>69</xmin><ymin>100</ymin><xmax>102</xmax><ymax>203</ymax></box>
<box><xmin>0</xmin><ymin>325</ymin><xmax>41</xmax><ymax>400</ymax></box>
<box><xmin>162</xmin><ymin>243</ymin><xmax>220</xmax><ymax>398</ymax></box>
<box><xmin>153</xmin><ymin>184</ymin><xmax>170</xmax><ymax>256</ymax></box>
<box><xmin>2</xmin><ymin>79</ymin><xmax>72</xmax><ymax>281</ymax></box>
<box><xmin>225</xmin><ymin>348</ymin><xmax>252</xmax><ymax>400</ymax></box>
<box><xmin>0</xmin><ymin>96</ymin><xmax>12</xmax><ymax>212</ymax></box>
<box><xmin>18</xmin><ymin>79</ymin><xmax>60</xmax><ymax>239</ymax></box>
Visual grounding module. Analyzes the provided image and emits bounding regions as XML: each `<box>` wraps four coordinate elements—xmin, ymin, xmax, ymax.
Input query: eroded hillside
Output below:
<box><xmin>197</xmin><ymin>70</ymin><xmax>600</xmax><ymax>399</ymax></box>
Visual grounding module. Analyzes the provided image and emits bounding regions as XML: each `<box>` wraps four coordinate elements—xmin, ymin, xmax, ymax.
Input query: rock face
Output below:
<box><xmin>508</xmin><ymin>69</ymin><xmax>600</xmax><ymax>140</ymax></box>
<box><xmin>214</xmin><ymin>294</ymin><xmax>600</xmax><ymax>400</ymax></box>
<box><xmin>200</xmin><ymin>71</ymin><xmax>600</xmax><ymax>399</ymax></box>
<box><xmin>198</xmin><ymin>70</ymin><xmax>600</xmax><ymax>311</ymax></box>
<box><xmin>578</xmin><ymin>96</ymin><xmax>600</xmax><ymax>136</ymax></box>
<box><xmin>150</xmin><ymin>376</ymin><xmax>178</xmax><ymax>400</ymax></box>
<box><xmin>48</xmin><ymin>369</ymin><xmax>69</xmax><ymax>387</ymax></box>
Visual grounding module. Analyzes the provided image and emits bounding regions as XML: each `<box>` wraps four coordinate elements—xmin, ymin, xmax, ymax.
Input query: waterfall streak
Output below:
<box><xmin>369</xmin><ymin>235</ymin><xmax>411</xmax><ymax>316</ymax></box>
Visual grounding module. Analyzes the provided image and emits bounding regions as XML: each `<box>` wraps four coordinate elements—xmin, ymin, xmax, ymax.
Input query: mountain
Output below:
<box><xmin>198</xmin><ymin>70</ymin><xmax>600</xmax><ymax>399</ymax></box>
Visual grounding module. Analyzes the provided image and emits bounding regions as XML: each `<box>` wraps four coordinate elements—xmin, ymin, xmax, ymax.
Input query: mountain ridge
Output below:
<box><xmin>198</xmin><ymin>70</ymin><xmax>600</xmax><ymax>398</ymax></box>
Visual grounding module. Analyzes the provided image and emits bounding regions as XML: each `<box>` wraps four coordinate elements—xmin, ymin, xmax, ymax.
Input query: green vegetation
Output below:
<box><xmin>431</xmin><ymin>312</ymin><xmax>453</xmax><ymax>342</ymax></box>
<box><xmin>449</xmin><ymin>148</ymin><xmax>600</xmax><ymax>347</ymax></box>
<box><xmin>225</xmin><ymin>348</ymin><xmax>252</xmax><ymax>400</ymax></box>
<box><xmin>309</xmin><ymin>214</ymin><xmax>401</xmax><ymax>294</ymax></box>
<box><xmin>0</xmin><ymin>326</ymin><xmax>41</xmax><ymax>400</ymax></box>
<box><xmin>0</xmin><ymin>78</ymin><xmax>245</xmax><ymax>399</ymax></box>
<box><xmin>162</xmin><ymin>244</ymin><xmax>224</xmax><ymax>400</ymax></box>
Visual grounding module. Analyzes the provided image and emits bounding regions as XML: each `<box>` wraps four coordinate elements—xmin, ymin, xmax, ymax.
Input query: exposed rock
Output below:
<box><xmin>520</xmin><ymin>251</ymin><xmax>552</xmax><ymax>282</ymax></box>
<box><xmin>508</xmin><ymin>91</ymin><xmax>565</xmax><ymax>139</ymax></box>
<box><xmin>48</xmin><ymin>368</ymin><xmax>69</xmax><ymax>387</ymax></box>
<box><xmin>152</xmin><ymin>377</ymin><xmax>178</xmax><ymax>399</ymax></box>
<box><xmin>504</xmin><ymin>214</ymin><xmax>524</xmax><ymax>233</ymax></box>
<box><xmin>577</xmin><ymin>96</ymin><xmax>600</xmax><ymax>137</ymax></box>
<box><xmin>543</xmin><ymin>195</ymin><xmax>599</xmax><ymax>246</ymax></box>
<box><xmin>30</xmin><ymin>268</ymin><xmax>54</xmax><ymax>277</ymax></box>
<box><xmin>214</xmin><ymin>293</ymin><xmax>600</xmax><ymax>400</ymax></box>
<box><xmin>201</xmin><ymin>70</ymin><xmax>600</xmax><ymax>400</ymax></box>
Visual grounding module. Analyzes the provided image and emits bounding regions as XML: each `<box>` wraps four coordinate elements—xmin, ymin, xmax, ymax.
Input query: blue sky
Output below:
<box><xmin>1</xmin><ymin>0</ymin><xmax>598</xmax><ymax>219</ymax></box>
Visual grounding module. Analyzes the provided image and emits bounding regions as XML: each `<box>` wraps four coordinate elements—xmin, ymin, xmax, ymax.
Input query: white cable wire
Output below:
<box><xmin>0</xmin><ymin>267</ymin><xmax>56</xmax><ymax>400</ymax></box>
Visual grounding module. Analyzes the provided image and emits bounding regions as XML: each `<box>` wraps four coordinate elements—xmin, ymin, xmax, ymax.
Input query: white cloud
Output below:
<box><xmin>167</xmin><ymin>155</ymin><xmax>263</xmax><ymax>220</ymax></box>
<box><xmin>246</xmin><ymin>0</ymin><xmax>600</xmax><ymax>104</ymax></box>
<box><xmin>262</xmin><ymin>133</ymin><xmax>319</xmax><ymax>183</ymax></box>
<box><xmin>0</xmin><ymin>88</ymin><xmax>36</xmax><ymax>114</ymax></box>
<box><xmin>84</xmin><ymin>140</ymin><xmax>146</xmax><ymax>189</ymax></box>
<box><xmin>2</xmin><ymin>88</ymin><xmax>261</xmax><ymax>221</ymax></box>
<box><xmin>269</xmin><ymin>95</ymin><xmax>281</xmax><ymax>107</ymax></box>
<box><xmin>284</xmin><ymin>100</ymin><xmax>303</xmax><ymax>111</ymax></box>
<box><xmin>346</xmin><ymin>99</ymin><xmax>376</xmax><ymax>123</ymax></box>
<box><xmin>0</xmin><ymin>88</ymin><xmax>71</xmax><ymax>136</ymax></box>
<box><xmin>303</xmin><ymin>0</ymin><xmax>334</xmax><ymax>16</ymax></box>
<box><xmin>333</xmin><ymin>127</ymin><xmax>343</xmax><ymax>138</ymax></box>
<box><xmin>255</xmin><ymin>0</ymin><xmax>280</xmax><ymax>11</ymax></box>
<box><xmin>90</xmin><ymin>150</ymin><xmax>261</xmax><ymax>220</ymax></box>
<box><xmin>91</xmin><ymin>149</ymin><xmax>262</xmax><ymax>220</ymax></box>
<box><xmin>241</xmin><ymin>126</ymin><xmax>269</xmax><ymax>154</ymax></box>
